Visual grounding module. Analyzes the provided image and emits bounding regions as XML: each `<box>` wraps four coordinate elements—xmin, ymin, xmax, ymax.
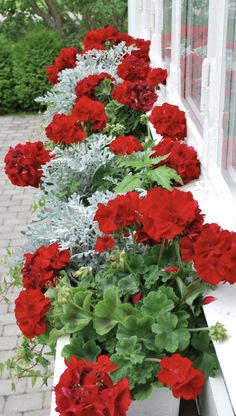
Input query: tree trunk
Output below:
<box><xmin>44</xmin><ymin>0</ymin><xmax>65</xmax><ymax>37</ymax></box>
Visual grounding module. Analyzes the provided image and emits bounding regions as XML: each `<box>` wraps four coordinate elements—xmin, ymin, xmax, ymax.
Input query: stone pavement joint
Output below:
<box><xmin>0</xmin><ymin>114</ymin><xmax>53</xmax><ymax>415</ymax></box>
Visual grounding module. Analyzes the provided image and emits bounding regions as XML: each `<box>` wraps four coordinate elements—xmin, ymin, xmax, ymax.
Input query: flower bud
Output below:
<box><xmin>210</xmin><ymin>322</ymin><xmax>227</xmax><ymax>341</ymax></box>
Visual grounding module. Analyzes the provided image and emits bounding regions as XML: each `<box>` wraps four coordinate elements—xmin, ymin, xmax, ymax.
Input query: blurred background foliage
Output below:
<box><xmin>0</xmin><ymin>0</ymin><xmax>128</xmax><ymax>114</ymax></box>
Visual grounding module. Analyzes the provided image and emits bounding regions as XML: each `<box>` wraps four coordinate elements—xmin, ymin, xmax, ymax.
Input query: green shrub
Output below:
<box><xmin>0</xmin><ymin>35</ymin><xmax>17</xmax><ymax>114</ymax></box>
<box><xmin>12</xmin><ymin>28</ymin><xmax>64</xmax><ymax>111</ymax></box>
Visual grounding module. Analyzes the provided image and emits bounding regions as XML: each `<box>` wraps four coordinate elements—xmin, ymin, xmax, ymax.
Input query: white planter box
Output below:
<box><xmin>50</xmin><ymin>336</ymin><xmax>180</xmax><ymax>416</ymax></box>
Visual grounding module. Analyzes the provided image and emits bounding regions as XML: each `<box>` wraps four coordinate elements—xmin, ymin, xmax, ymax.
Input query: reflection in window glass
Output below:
<box><xmin>181</xmin><ymin>0</ymin><xmax>209</xmax><ymax>118</ymax></box>
<box><xmin>222</xmin><ymin>0</ymin><xmax>236</xmax><ymax>182</ymax></box>
<box><xmin>162</xmin><ymin>0</ymin><xmax>172</xmax><ymax>69</ymax></box>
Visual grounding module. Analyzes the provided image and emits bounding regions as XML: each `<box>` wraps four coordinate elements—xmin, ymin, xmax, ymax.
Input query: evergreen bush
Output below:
<box><xmin>0</xmin><ymin>35</ymin><xmax>16</xmax><ymax>114</ymax></box>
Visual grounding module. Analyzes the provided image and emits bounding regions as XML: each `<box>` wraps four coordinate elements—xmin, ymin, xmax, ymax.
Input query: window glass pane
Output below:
<box><xmin>222</xmin><ymin>0</ymin><xmax>236</xmax><ymax>183</ymax></box>
<box><xmin>162</xmin><ymin>0</ymin><xmax>172</xmax><ymax>69</ymax></box>
<box><xmin>180</xmin><ymin>0</ymin><xmax>209</xmax><ymax>116</ymax></box>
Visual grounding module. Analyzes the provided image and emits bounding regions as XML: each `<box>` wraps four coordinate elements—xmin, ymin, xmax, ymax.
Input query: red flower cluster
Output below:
<box><xmin>152</xmin><ymin>137</ymin><xmax>200</xmax><ymax>185</ymax></box>
<box><xmin>150</xmin><ymin>103</ymin><xmax>187</xmax><ymax>140</ymax></box>
<box><xmin>94</xmin><ymin>192</ymin><xmax>140</xmax><ymax>234</ymax></box>
<box><xmin>75</xmin><ymin>73</ymin><xmax>114</xmax><ymax>99</ymax></box>
<box><xmin>54</xmin><ymin>355</ymin><xmax>131</xmax><ymax>416</ymax></box>
<box><xmin>83</xmin><ymin>26</ymin><xmax>119</xmax><ymax>51</ymax></box>
<box><xmin>4</xmin><ymin>141</ymin><xmax>51</xmax><ymax>188</ymax></box>
<box><xmin>45</xmin><ymin>114</ymin><xmax>86</xmax><ymax>145</ymax></box>
<box><xmin>109</xmin><ymin>135</ymin><xmax>143</xmax><ymax>155</ymax></box>
<box><xmin>72</xmin><ymin>96</ymin><xmax>107</xmax><ymax>132</ymax></box>
<box><xmin>138</xmin><ymin>188</ymin><xmax>203</xmax><ymax>241</ymax></box>
<box><xmin>95</xmin><ymin>236</ymin><xmax>115</xmax><ymax>253</ymax></box>
<box><xmin>146</xmin><ymin>68</ymin><xmax>168</xmax><ymax>87</ymax></box>
<box><xmin>22</xmin><ymin>243</ymin><xmax>70</xmax><ymax>289</ymax></box>
<box><xmin>192</xmin><ymin>223</ymin><xmax>236</xmax><ymax>285</ymax></box>
<box><xmin>82</xmin><ymin>26</ymin><xmax>150</xmax><ymax>61</ymax></box>
<box><xmin>158</xmin><ymin>354</ymin><xmax>205</xmax><ymax>400</ymax></box>
<box><xmin>117</xmin><ymin>55</ymin><xmax>150</xmax><ymax>81</ymax></box>
<box><xmin>15</xmin><ymin>289</ymin><xmax>51</xmax><ymax>339</ymax></box>
<box><xmin>46</xmin><ymin>47</ymin><xmax>78</xmax><ymax>84</ymax></box>
<box><xmin>112</xmin><ymin>81</ymin><xmax>157</xmax><ymax>112</ymax></box>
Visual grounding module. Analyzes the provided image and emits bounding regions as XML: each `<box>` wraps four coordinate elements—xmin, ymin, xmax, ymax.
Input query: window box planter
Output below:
<box><xmin>50</xmin><ymin>335</ymin><xmax>180</xmax><ymax>416</ymax></box>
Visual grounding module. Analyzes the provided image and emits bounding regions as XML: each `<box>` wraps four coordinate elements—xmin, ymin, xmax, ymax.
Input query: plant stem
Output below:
<box><xmin>124</xmin><ymin>260</ymin><xmax>137</xmax><ymax>279</ymax></box>
<box><xmin>174</xmin><ymin>240</ymin><xmax>183</xmax><ymax>269</ymax></box>
<box><xmin>145</xmin><ymin>358</ymin><xmax>161</xmax><ymax>363</ymax></box>
<box><xmin>157</xmin><ymin>239</ymin><xmax>165</xmax><ymax>266</ymax></box>
<box><xmin>187</xmin><ymin>327</ymin><xmax>209</xmax><ymax>332</ymax></box>
<box><xmin>180</xmin><ymin>280</ymin><xmax>202</xmax><ymax>304</ymax></box>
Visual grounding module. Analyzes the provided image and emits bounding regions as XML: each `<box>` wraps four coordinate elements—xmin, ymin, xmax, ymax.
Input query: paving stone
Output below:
<box><xmin>23</xmin><ymin>409</ymin><xmax>49</xmax><ymax>416</ymax></box>
<box><xmin>0</xmin><ymin>336</ymin><xmax>18</xmax><ymax>350</ymax></box>
<box><xmin>4</xmin><ymin>393</ymin><xmax>44</xmax><ymax>413</ymax></box>
<box><xmin>0</xmin><ymin>397</ymin><xmax>5</xmax><ymax>413</ymax></box>
<box><xmin>0</xmin><ymin>378</ymin><xmax>27</xmax><ymax>395</ymax></box>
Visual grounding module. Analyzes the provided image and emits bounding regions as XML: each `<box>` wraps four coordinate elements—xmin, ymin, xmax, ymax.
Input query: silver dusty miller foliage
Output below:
<box><xmin>41</xmin><ymin>134</ymin><xmax>115</xmax><ymax>200</ymax></box>
<box><xmin>36</xmin><ymin>43</ymin><xmax>135</xmax><ymax>122</ymax></box>
<box><xmin>21</xmin><ymin>191</ymin><xmax>115</xmax><ymax>268</ymax></box>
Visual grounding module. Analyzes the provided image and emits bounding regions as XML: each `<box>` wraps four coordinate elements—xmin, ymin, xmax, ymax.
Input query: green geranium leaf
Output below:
<box><xmin>152</xmin><ymin>313</ymin><xmax>190</xmax><ymax>352</ymax></box>
<box><xmin>62</xmin><ymin>336</ymin><xmax>101</xmax><ymax>361</ymax></box>
<box><xmin>118</xmin><ymin>275</ymin><xmax>139</xmax><ymax>296</ymax></box>
<box><xmin>61</xmin><ymin>304</ymin><xmax>91</xmax><ymax>333</ymax></box>
<box><xmin>132</xmin><ymin>383</ymin><xmax>153</xmax><ymax>400</ymax></box>
<box><xmin>115</xmin><ymin>174</ymin><xmax>143</xmax><ymax>194</ymax></box>
<box><xmin>141</xmin><ymin>291</ymin><xmax>175</xmax><ymax>317</ymax></box>
<box><xmin>117</xmin><ymin>315</ymin><xmax>155</xmax><ymax>350</ymax></box>
<box><xmin>194</xmin><ymin>351</ymin><xmax>219</xmax><ymax>377</ymax></box>
<box><xmin>158</xmin><ymin>287</ymin><xmax>179</xmax><ymax>304</ymax></box>
<box><xmin>93</xmin><ymin>288</ymin><xmax>123</xmax><ymax>335</ymax></box>
<box><xmin>115</xmin><ymin>336</ymin><xmax>145</xmax><ymax>364</ymax></box>
<box><xmin>147</xmin><ymin>166</ymin><xmax>183</xmax><ymax>190</ymax></box>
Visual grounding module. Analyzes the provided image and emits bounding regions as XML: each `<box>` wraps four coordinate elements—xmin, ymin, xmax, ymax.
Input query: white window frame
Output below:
<box><xmin>128</xmin><ymin>0</ymin><xmax>236</xmax><ymax>414</ymax></box>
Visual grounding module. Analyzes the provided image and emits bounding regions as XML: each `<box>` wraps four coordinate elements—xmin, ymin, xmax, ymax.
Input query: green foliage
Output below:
<box><xmin>115</xmin><ymin>151</ymin><xmax>183</xmax><ymax>193</ymax></box>
<box><xmin>0</xmin><ymin>35</ymin><xmax>16</xmax><ymax>114</ymax></box>
<box><xmin>12</xmin><ymin>28</ymin><xmax>64</xmax><ymax>111</ymax></box>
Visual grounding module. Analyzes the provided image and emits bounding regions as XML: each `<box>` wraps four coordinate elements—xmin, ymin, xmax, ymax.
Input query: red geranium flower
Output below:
<box><xmin>203</xmin><ymin>296</ymin><xmax>217</xmax><ymax>305</ymax></box>
<box><xmin>4</xmin><ymin>141</ymin><xmax>51</xmax><ymax>188</ymax></box>
<box><xmin>22</xmin><ymin>243</ymin><xmax>70</xmax><ymax>289</ymax></box>
<box><xmin>149</xmin><ymin>103</ymin><xmax>187</xmax><ymax>140</ymax></box>
<box><xmin>158</xmin><ymin>354</ymin><xmax>205</xmax><ymax>400</ymax></box>
<box><xmin>146</xmin><ymin>68</ymin><xmax>168</xmax><ymax>87</ymax></box>
<box><xmin>112</xmin><ymin>80</ymin><xmax>157</xmax><ymax>112</ymax></box>
<box><xmin>193</xmin><ymin>223</ymin><xmax>236</xmax><ymax>285</ymax></box>
<box><xmin>117</xmin><ymin>55</ymin><xmax>150</xmax><ymax>81</ymax></box>
<box><xmin>15</xmin><ymin>289</ymin><xmax>51</xmax><ymax>339</ymax></box>
<box><xmin>75</xmin><ymin>72</ymin><xmax>114</xmax><ymax>99</ymax></box>
<box><xmin>72</xmin><ymin>96</ymin><xmax>107</xmax><ymax>132</ymax></box>
<box><xmin>45</xmin><ymin>114</ymin><xmax>86</xmax><ymax>145</ymax></box>
<box><xmin>138</xmin><ymin>188</ymin><xmax>203</xmax><ymax>241</ymax></box>
<box><xmin>94</xmin><ymin>192</ymin><xmax>140</xmax><ymax>234</ymax></box>
<box><xmin>46</xmin><ymin>47</ymin><xmax>78</xmax><ymax>84</ymax></box>
<box><xmin>152</xmin><ymin>137</ymin><xmax>200</xmax><ymax>185</ymax></box>
<box><xmin>82</xmin><ymin>26</ymin><xmax>119</xmax><ymax>51</ymax></box>
<box><xmin>131</xmin><ymin>38</ymin><xmax>151</xmax><ymax>61</ymax></box>
<box><xmin>54</xmin><ymin>355</ymin><xmax>131</xmax><ymax>416</ymax></box>
<box><xmin>95</xmin><ymin>236</ymin><xmax>115</xmax><ymax>253</ymax></box>
<box><xmin>109</xmin><ymin>135</ymin><xmax>143</xmax><ymax>155</ymax></box>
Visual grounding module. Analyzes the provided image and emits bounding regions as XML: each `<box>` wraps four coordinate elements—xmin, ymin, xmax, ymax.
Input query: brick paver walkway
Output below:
<box><xmin>0</xmin><ymin>115</ymin><xmax>53</xmax><ymax>416</ymax></box>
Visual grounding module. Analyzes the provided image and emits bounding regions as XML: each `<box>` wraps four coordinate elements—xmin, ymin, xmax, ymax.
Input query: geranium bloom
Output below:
<box><xmin>149</xmin><ymin>103</ymin><xmax>187</xmax><ymax>140</ymax></box>
<box><xmin>94</xmin><ymin>192</ymin><xmax>140</xmax><ymax>234</ymax></box>
<box><xmin>152</xmin><ymin>137</ymin><xmax>200</xmax><ymax>185</ymax></box>
<box><xmin>82</xmin><ymin>26</ymin><xmax>119</xmax><ymax>51</ymax></box>
<box><xmin>112</xmin><ymin>80</ymin><xmax>157</xmax><ymax>112</ymax></box>
<box><xmin>138</xmin><ymin>188</ymin><xmax>203</xmax><ymax>241</ymax></box>
<box><xmin>54</xmin><ymin>355</ymin><xmax>131</xmax><ymax>416</ymax></box>
<box><xmin>95</xmin><ymin>236</ymin><xmax>115</xmax><ymax>253</ymax></box>
<box><xmin>22</xmin><ymin>243</ymin><xmax>70</xmax><ymax>289</ymax></box>
<box><xmin>109</xmin><ymin>135</ymin><xmax>143</xmax><ymax>155</ymax></box>
<box><xmin>72</xmin><ymin>96</ymin><xmax>107</xmax><ymax>132</ymax></box>
<box><xmin>117</xmin><ymin>55</ymin><xmax>150</xmax><ymax>81</ymax></box>
<box><xmin>15</xmin><ymin>289</ymin><xmax>51</xmax><ymax>339</ymax></box>
<box><xmin>75</xmin><ymin>72</ymin><xmax>114</xmax><ymax>99</ymax></box>
<box><xmin>158</xmin><ymin>354</ymin><xmax>205</xmax><ymax>400</ymax></box>
<box><xmin>45</xmin><ymin>114</ymin><xmax>86</xmax><ymax>145</ymax></box>
<box><xmin>46</xmin><ymin>47</ymin><xmax>78</xmax><ymax>84</ymax></box>
<box><xmin>146</xmin><ymin>68</ymin><xmax>168</xmax><ymax>87</ymax></box>
<box><xmin>4</xmin><ymin>141</ymin><xmax>51</xmax><ymax>188</ymax></box>
<box><xmin>193</xmin><ymin>223</ymin><xmax>236</xmax><ymax>285</ymax></box>
<box><xmin>131</xmin><ymin>291</ymin><xmax>143</xmax><ymax>304</ymax></box>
